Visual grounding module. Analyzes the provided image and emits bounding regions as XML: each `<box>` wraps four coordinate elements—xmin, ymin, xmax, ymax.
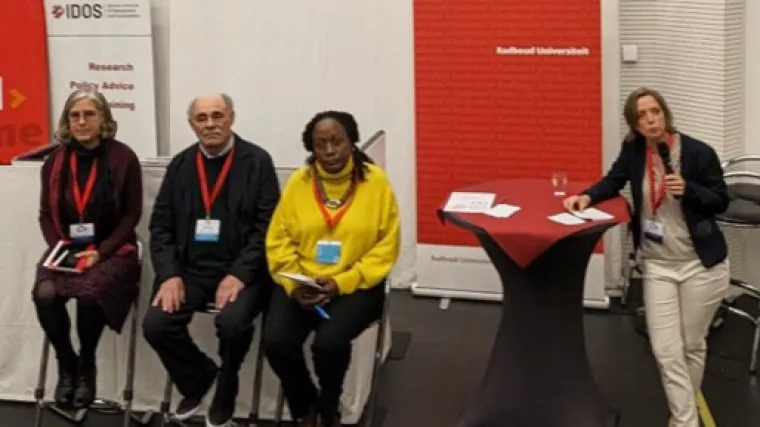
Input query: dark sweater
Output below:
<box><xmin>149</xmin><ymin>134</ymin><xmax>281</xmax><ymax>290</ymax></box>
<box><xmin>184</xmin><ymin>152</ymin><xmax>237</xmax><ymax>279</ymax></box>
<box><xmin>58</xmin><ymin>140</ymin><xmax>118</xmax><ymax>246</ymax></box>
<box><xmin>39</xmin><ymin>139</ymin><xmax>143</xmax><ymax>257</ymax></box>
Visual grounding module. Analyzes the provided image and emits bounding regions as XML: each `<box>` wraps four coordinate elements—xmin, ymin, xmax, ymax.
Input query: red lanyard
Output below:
<box><xmin>69</xmin><ymin>154</ymin><xmax>98</xmax><ymax>223</ymax></box>
<box><xmin>646</xmin><ymin>134</ymin><xmax>674</xmax><ymax>216</ymax></box>
<box><xmin>196</xmin><ymin>148</ymin><xmax>235</xmax><ymax>218</ymax></box>
<box><xmin>312</xmin><ymin>177</ymin><xmax>355</xmax><ymax>229</ymax></box>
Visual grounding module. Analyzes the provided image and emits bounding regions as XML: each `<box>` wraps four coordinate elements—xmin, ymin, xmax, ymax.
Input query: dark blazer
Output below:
<box><xmin>39</xmin><ymin>139</ymin><xmax>143</xmax><ymax>257</ymax></box>
<box><xmin>582</xmin><ymin>133</ymin><xmax>729</xmax><ymax>268</ymax></box>
<box><xmin>149</xmin><ymin>133</ymin><xmax>280</xmax><ymax>289</ymax></box>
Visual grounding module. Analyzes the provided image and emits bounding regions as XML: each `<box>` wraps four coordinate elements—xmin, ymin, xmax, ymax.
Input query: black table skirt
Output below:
<box><xmin>446</xmin><ymin>214</ymin><xmax>620</xmax><ymax>427</ymax></box>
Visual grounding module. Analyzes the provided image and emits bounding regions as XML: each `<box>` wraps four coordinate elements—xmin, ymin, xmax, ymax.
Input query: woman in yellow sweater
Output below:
<box><xmin>264</xmin><ymin>111</ymin><xmax>401</xmax><ymax>427</ymax></box>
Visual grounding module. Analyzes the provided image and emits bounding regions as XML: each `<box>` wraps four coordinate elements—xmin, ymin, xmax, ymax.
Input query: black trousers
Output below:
<box><xmin>32</xmin><ymin>280</ymin><xmax>107</xmax><ymax>371</ymax></box>
<box><xmin>142</xmin><ymin>275</ymin><xmax>266</xmax><ymax>398</ymax></box>
<box><xmin>263</xmin><ymin>284</ymin><xmax>385</xmax><ymax>424</ymax></box>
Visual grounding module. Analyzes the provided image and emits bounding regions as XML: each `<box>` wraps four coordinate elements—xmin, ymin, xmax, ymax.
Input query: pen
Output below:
<box><xmin>314</xmin><ymin>305</ymin><xmax>331</xmax><ymax>320</ymax></box>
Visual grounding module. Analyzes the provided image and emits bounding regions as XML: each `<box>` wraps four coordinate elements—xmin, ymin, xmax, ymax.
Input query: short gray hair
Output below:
<box><xmin>53</xmin><ymin>89</ymin><xmax>118</xmax><ymax>142</ymax></box>
<box><xmin>186</xmin><ymin>93</ymin><xmax>235</xmax><ymax>118</ymax></box>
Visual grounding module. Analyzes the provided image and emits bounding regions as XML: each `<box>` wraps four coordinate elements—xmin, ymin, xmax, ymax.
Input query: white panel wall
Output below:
<box><xmin>149</xmin><ymin>0</ymin><xmax>170</xmax><ymax>155</ymax></box>
<box><xmin>741</xmin><ymin>0</ymin><xmax>760</xmax><ymax>285</ymax></box>
<box><xmin>618</xmin><ymin>0</ymin><xmax>747</xmax><ymax>282</ymax></box>
<box><xmin>601</xmin><ymin>0</ymin><xmax>625</xmax><ymax>293</ymax></box>
<box><xmin>747</xmin><ymin>0</ymin><xmax>760</xmax><ymax>149</ymax></box>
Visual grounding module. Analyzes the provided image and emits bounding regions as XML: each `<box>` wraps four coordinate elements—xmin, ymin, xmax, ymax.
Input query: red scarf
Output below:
<box><xmin>47</xmin><ymin>147</ymin><xmax>68</xmax><ymax>239</ymax></box>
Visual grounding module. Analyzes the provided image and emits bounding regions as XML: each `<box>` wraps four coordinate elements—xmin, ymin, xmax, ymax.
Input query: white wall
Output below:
<box><xmin>742</xmin><ymin>0</ymin><xmax>760</xmax><ymax>284</ymax></box>
<box><xmin>149</xmin><ymin>0</ymin><xmax>170</xmax><ymax>155</ymax></box>
<box><xmin>746</xmin><ymin>0</ymin><xmax>760</xmax><ymax>150</ymax></box>
<box><xmin>601</xmin><ymin>0</ymin><xmax>625</xmax><ymax>293</ymax></box>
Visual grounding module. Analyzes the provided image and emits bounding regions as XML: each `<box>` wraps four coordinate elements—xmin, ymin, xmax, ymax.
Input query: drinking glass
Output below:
<box><xmin>551</xmin><ymin>171</ymin><xmax>568</xmax><ymax>197</ymax></box>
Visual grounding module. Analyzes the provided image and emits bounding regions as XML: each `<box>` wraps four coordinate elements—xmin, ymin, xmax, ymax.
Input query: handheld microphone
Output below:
<box><xmin>656</xmin><ymin>142</ymin><xmax>674</xmax><ymax>175</ymax></box>
<box><xmin>656</xmin><ymin>142</ymin><xmax>680</xmax><ymax>199</ymax></box>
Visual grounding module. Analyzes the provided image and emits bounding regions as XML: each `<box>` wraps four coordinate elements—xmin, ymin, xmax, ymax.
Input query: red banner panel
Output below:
<box><xmin>415</xmin><ymin>1</ymin><xmax>602</xmax><ymax>247</ymax></box>
<box><xmin>0</xmin><ymin>1</ymin><xmax>51</xmax><ymax>164</ymax></box>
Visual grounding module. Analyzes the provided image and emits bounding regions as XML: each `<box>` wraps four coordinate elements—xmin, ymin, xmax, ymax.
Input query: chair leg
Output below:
<box><xmin>724</xmin><ymin>298</ymin><xmax>760</xmax><ymax>375</ymax></box>
<box><xmin>750</xmin><ymin>321</ymin><xmax>760</xmax><ymax>374</ymax></box>
<box><xmin>38</xmin><ymin>334</ymin><xmax>87</xmax><ymax>425</ymax></box>
<box><xmin>33</xmin><ymin>338</ymin><xmax>50</xmax><ymax>427</ymax></box>
<box><xmin>123</xmin><ymin>299</ymin><xmax>154</xmax><ymax>426</ymax></box>
<box><xmin>363</xmin><ymin>319</ymin><xmax>387</xmax><ymax>427</ymax></box>
<box><xmin>123</xmin><ymin>301</ymin><xmax>139</xmax><ymax>427</ymax></box>
<box><xmin>248</xmin><ymin>334</ymin><xmax>266</xmax><ymax>426</ymax></box>
<box><xmin>274</xmin><ymin>386</ymin><xmax>285</xmax><ymax>426</ymax></box>
<box><xmin>159</xmin><ymin>375</ymin><xmax>173</xmax><ymax>427</ymax></box>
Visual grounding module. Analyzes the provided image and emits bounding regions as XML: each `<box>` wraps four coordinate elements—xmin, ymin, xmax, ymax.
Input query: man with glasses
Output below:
<box><xmin>143</xmin><ymin>93</ymin><xmax>279</xmax><ymax>427</ymax></box>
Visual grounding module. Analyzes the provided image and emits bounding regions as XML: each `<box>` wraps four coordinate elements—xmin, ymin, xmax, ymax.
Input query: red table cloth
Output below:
<box><xmin>438</xmin><ymin>178</ymin><xmax>631</xmax><ymax>267</ymax></box>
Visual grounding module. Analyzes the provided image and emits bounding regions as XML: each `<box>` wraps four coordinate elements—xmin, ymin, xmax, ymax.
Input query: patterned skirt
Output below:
<box><xmin>35</xmin><ymin>243</ymin><xmax>141</xmax><ymax>333</ymax></box>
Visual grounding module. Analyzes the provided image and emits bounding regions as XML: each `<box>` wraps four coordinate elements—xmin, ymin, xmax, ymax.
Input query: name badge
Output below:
<box><xmin>316</xmin><ymin>240</ymin><xmax>341</xmax><ymax>265</ymax></box>
<box><xmin>70</xmin><ymin>223</ymin><xmax>95</xmax><ymax>244</ymax></box>
<box><xmin>643</xmin><ymin>219</ymin><xmax>664</xmax><ymax>244</ymax></box>
<box><xmin>195</xmin><ymin>219</ymin><xmax>221</xmax><ymax>242</ymax></box>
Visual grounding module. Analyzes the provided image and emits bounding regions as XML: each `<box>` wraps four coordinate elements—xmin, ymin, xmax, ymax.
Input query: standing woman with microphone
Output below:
<box><xmin>563</xmin><ymin>87</ymin><xmax>729</xmax><ymax>427</ymax></box>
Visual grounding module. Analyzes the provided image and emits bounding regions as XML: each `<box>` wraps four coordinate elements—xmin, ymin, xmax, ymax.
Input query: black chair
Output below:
<box><xmin>158</xmin><ymin>303</ymin><xmax>267</xmax><ymax>427</ymax></box>
<box><xmin>711</xmin><ymin>156</ymin><xmax>760</xmax><ymax>374</ymax></box>
<box><xmin>33</xmin><ymin>242</ymin><xmax>152</xmax><ymax>427</ymax></box>
<box><xmin>272</xmin><ymin>285</ymin><xmax>391</xmax><ymax>427</ymax></box>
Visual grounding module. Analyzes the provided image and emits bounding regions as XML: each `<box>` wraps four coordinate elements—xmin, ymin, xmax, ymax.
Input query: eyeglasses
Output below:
<box><xmin>69</xmin><ymin>110</ymin><xmax>99</xmax><ymax>121</ymax></box>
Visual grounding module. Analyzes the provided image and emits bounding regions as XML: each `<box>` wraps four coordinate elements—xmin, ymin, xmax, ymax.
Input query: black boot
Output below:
<box><xmin>53</xmin><ymin>357</ymin><xmax>78</xmax><ymax>407</ymax></box>
<box><xmin>72</xmin><ymin>359</ymin><xmax>96</xmax><ymax>409</ymax></box>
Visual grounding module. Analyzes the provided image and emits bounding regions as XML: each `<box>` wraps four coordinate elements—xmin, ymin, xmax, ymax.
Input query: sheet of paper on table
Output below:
<box><xmin>484</xmin><ymin>203</ymin><xmax>521</xmax><ymax>218</ymax></box>
<box><xmin>571</xmin><ymin>207</ymin><xmax>614</xmax><ymax>221</ymax></box>
<box><xmin>443</xmin><ymin>192</ymin><xmax>496</xmax><ymax>213</ymax></box>
<box><xmin>548</xmin><ymin>212</ymin><xmax>587</xmax><ymax>226</ymax></box>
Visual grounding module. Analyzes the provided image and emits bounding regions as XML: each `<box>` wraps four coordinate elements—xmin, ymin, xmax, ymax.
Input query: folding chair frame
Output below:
<box><xmin>33</xmin><ymin>241</ymin><xmax>151</xmax><ymax>427</ymax></box>
<box><xmin>158</xmin><ymin>303</ymin><xmax>267</xmax><ymax>427</ymax></box>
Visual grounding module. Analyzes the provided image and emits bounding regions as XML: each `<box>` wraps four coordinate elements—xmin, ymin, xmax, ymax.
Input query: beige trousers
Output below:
<box><xmin>643</xmin><ymin>258</ymin><xmax>729</xmax><ymax>427</ymax></box>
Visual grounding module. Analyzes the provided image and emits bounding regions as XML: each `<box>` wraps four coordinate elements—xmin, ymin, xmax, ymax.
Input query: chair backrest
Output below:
<box><xmin>722</xmin><ymin>155</ymin><xmax>760</xmax><ymax>184</ymax></box>
<box><xmin>359</xmin><ymin>130</ymin><xmax>385</xmax><ymax>152</ymax></box>
<box><xmin>275</xmin><ymin>167</ymin><xmax>297</xmax><ymax>189</ymax></box>
<box><xmin>361</xmin><ymin>130</ymin><xmax>386</xmax><ymax>169</ymax></box>
<box><xmin>717</xmin><ymin>155</ymin><xmax>760</xmax><ymax>228</ymax></box>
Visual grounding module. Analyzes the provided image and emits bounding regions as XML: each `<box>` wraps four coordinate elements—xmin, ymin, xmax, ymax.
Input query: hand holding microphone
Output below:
<box><xmin>656</xmin><ymin>142</ymin><xmax>685</xmax><ymax>198</ymax></box>
<box><xmin>664</xmin><ymin>174</ymin><xmax>685</xmax><ymax>196</ymax></box>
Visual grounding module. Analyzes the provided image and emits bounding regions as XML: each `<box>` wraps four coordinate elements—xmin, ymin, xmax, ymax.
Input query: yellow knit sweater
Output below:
<box><xmin>266</xmin><ymin>157</ymin><xmax>401</xmax><ymax>295</ymax></box>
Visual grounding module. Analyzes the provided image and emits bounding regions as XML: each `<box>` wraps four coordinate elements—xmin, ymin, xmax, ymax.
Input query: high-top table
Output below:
<box><xmin>438</xmin><ymin>178</ymin><xmax>630</xmax><ymax>427</ymax></box>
